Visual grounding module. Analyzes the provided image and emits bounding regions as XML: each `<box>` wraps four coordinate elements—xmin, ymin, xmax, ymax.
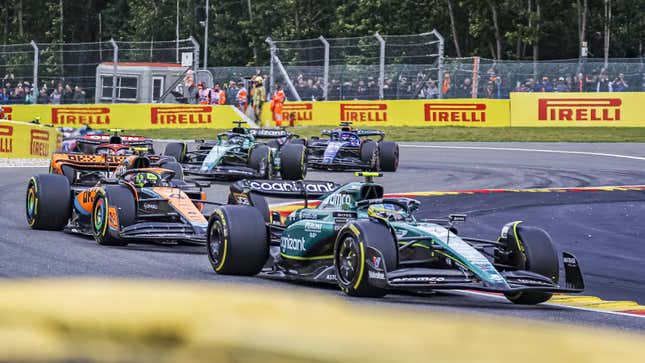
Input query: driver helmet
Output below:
<box><xmin>134</xmin><ymin>172</ymin><xmax>159</xmax><ymax>188</ymax></box>
<box><xmin>367</xmin><ymin>203</ymin><xmax>405</xmax><ymax>222</ymax></box>
<box><xmin>340</xmin><ymin>132</ymin><xmax>352</xmax><ymax>141</ymax></box>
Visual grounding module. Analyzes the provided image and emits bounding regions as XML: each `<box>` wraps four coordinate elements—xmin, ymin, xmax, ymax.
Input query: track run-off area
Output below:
<box><xmin>2</xmin><ymin>142</ymin><xmax>645</xmax><ymax>332</ymax></box>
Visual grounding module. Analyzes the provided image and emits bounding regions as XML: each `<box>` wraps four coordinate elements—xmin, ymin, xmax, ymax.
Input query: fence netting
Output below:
<box><xmin>268</xmin><ymin>31</ymin><xmax>445</xmax><ymax>101</ymax></box>
<box><xmin>1</xmin><ymin>38</ymin><xmax>198</xmax><ymax>104</ymax></box>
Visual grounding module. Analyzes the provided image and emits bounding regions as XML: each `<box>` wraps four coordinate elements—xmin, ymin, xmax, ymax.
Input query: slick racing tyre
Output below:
<box><xmin>248</xmin><ymin>144</ymin><xmax>273</xmax><ymax>179</ymax></box>
<box><xmin>164</xmin><ymin>142</ymin><xmax>187</xmax><ymax>163</ymax></box>
<box><xmin>280</xmin><ymin>143</ymin><xmax>307</xmax><ymax>180</ymax></box>
<box><xmin>498</xmin><ymin>222</ymin><xmax>559</xmax><ymax>305</ymax></box>
<box><xmin>334</xmin><ymin>220</ymin><xmax>398</xmax><ymax>297</ymax></box>
<box><xmin>92</xmin><ymin>186</ymin><xmax>136</xmax><ymax>247</ymax></box>
<box><xmin>227</xmin><ymin>191</ymin><xmax>270</xmax><ymax>223</ymax></box>
<box><xmin>207</xmin><ymin>206</ymin><xmax>268</xmax><ymax>275</ymax></box>
<box><xmin>60</xmin><ymin>164</ymin><xmax>77</xmax><ymax>185</ymax></box>
<box><xmin>26</xmin><ymin>174</ymin><xmax>72</xmax><ymax>230</ymax></box>
<box><xmin>289</xmin><ymin>138</ymin><xmax>307</xmax><ymax>146</ymax></box>
<box><xmin>378</xmin><ymin>141</ymin><xmax>399</xmax><ymax>172</ymax></box>
<box><xmin>160</xmin><ymin>161</ymin><xmax>185</xmax><ymax>181</ymax></box>
<box><xmin>359</xmin><ymin>140</ymin><xmax>379</xmax><ymax>171</ymax></box>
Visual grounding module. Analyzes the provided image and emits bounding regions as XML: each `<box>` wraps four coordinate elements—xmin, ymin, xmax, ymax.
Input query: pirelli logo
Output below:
<box><xmin>282</xmin><ymin>103</ymin><xmax>313</xmax><ymax>121</ymax></box>
<box><xmin>0</xmin><ymin>125</ymin><xmax>13</xmax><ymax>153</ymax></box>
<box><xmin>151</xmin><ymin>106</ymin><xmax>212</xmax><ymax>125</ymax></box>
<box><xmin>0</xmin><ymin>106</ymin><xmax>13</xmax><ymax>120</ymax></box>
<box><xmin>340</xmin><ymin>104</ymin><xmax>387</xmax><ymax>122</ymax></box>
<box><xmin>30</xmin><ymin>129</ymin><xmax>50</xmax><ymax>157</ymax></box>
<box><xmin>424</xmin><ymin>103</ymin><xmax>487</xmax><ymax>122</ymax></box>
<box><xmin>52</xmin><ymin>107</ymin><xmax>111</xmax><ymax>125</ymax></box>
<box><xmin>538</xmin><ymin>98</ymin><xmax>622</xmax><ymax>121</ymax></box>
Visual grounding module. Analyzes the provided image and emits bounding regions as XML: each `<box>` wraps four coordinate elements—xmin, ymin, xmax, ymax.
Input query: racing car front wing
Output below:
<box><xmin>365</xmin><ymin>251</ymin><xmax>585</xmax><ymax>294</ymax></box>
<box><xmin>183</xmin><ymin>164</ymin><xmax>265</xmax><ymax>180</ymax></box>
<box><xmin>118</xmin><ymin>222</ymin><xmax>207</xmax><ymax>244</ymax></box>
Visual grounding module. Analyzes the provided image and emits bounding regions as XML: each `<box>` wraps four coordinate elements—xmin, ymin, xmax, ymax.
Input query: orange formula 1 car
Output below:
<box><xmin>27</xmin><ymin>156</ymin><xmax>213</xmax><ymax>246</ymax></box>
<box><xmin>50</xmin><ymin>130</ymin><xmax>179</xmax><ymax>187</ymax></box>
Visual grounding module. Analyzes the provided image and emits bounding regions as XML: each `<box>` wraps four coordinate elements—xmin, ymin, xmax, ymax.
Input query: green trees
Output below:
<box><xmin>0</xmin><ymin>0</ymin><xmax>643</xmax><ymax>65</ymax></box>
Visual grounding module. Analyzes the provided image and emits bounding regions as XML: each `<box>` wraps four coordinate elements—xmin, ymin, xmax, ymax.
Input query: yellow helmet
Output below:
<box><xmin>367</xmin><ymin>204</ymin><xmax>405</xmax><ymax>222</ymax></box>
<box><xmin>255</xmin><ymin>76</ymin><xmax>263</xmax><ymax>84</ymax></box>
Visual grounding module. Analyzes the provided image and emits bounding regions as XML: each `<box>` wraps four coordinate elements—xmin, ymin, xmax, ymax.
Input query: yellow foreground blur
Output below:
<box><xmin>0</xmin><ymin>279</ymin><xmax>643</xmax><ymax>362</ymax></box>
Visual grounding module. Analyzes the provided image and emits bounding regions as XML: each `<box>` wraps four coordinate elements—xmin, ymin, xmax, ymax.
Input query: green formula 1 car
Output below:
<box><xmin>207</xmin><ymin>173</ymin><xmax>584</xmax><ymax>304</ymax></box>
<box><xmin>164</xmin><ymin>122</ymin><xmax>307</xmax><ymax>180</ymax></box>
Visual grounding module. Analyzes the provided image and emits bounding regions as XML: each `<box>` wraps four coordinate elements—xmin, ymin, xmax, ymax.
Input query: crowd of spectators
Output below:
<box><xmin>0</xmin><ymin>74</ymin><xmax>87</xmax><ymax>105</ymax></box>
<box><xmin>229</xmin><ymin>67</ymin><xmax>645</xmax><ymax>102</ymax></box>
<box><xmin>440</xmin><ymin>67</ymin><xmax>645</xmax><ymax>100</ymax></box>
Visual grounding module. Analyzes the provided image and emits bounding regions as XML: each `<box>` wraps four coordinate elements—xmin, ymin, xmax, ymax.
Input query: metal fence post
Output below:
<box><xmin>204</xmin><ymin>0</ymin><xmax>209</xmax><ymax>69</ymax></box>
<box><xmin>109</xmin><ymin>38</ymin><xmax>118</xmax><ymax>103</ymax></box>
<box><xmin>432</xmin><ymin>29</ymin><xmax>445</xmax><ymax>99</ymax></box>
<box><xmin>30</xmin><ymin>41</ymin><xmax>38</xmax><ymax>103</ymax></box>
<box><xmin>319</xmin><ymin>36</ymin><xmax>329</xmax><ymax>101</ymax></box>
<box><xmin>374</xmin><ymin>32</ymin><xmax>385</xmax><ymax>100</ymax></box>
<box><xmin>189</xmin><ymin>36</ymin><xmax>200</xmax><ymax>69</ymax></box>
<box><xmin>266</xmin><ymin>37</ymin><xmax>275</xmax><ymax>97</ymax></box>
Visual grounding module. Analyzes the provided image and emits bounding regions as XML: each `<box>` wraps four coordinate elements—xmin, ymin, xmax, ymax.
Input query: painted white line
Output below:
<box><xmin>400</xmin><ymin>144</ymin><xmax>645</xmax><ymax>162</ymax></box>
<box><xmin>460</xmin><ymin>290</ymin><xmax>645</xmax><ymax>319</ymax></box>
<box><xmin>0</xmin><ymin>159</ymin><xmax>49</xmax><ymax>168</ymax></box>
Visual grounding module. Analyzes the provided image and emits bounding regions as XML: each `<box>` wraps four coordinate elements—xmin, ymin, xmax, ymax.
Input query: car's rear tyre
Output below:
<box><xmin>378</xmin><ymin>141</ymin><xmax>399</xmax><ymax>172</ymax></box>
<box><xmin>248</xmin><ymin>144</ymin><xmax>272</xmax><ymax>179</ymax></box>
<box><xmin>92</xmin><ymin>186</ymin><xmax>136</xmax><ymax>247</ymax></box>
<box><xmin>334</xmin><ymin>220</ymin><xmax>398</xmax><ymax>298</ymax></box>
<box><xmin>498</xmin><ymin>222</ymin><xmax>559</xmax><ymax>305</ymax></box>
<box><xmin>280</xmin><ymin>144</ymin><xmax>307</xmax><ymax>180</ymax></box>
<box><xmin>164</xmin><ymin>142</ymin><xmax>187</xmax><ymax>163</ymax></box>
<box><xmin>227</xmin><ymin>192</ymin><xmax>270</xmax><ymax>223</ymax></box>
<box><xmin>266</xmin><ymin>140</ymin><xmax>280</xmax><ymax>149</ymax></box>
<box><xmin>290</xmin><ymin>138</ymin><xmax>307</xmax><ymax>146</ymax></box>
<box><xmin>207</xmin><ymin>206</ymin><xmax>268</xmax><ymax>275</ymax></box>
<box><xmin>26</xmin><ymin>174</ymin><xmax>72</xmax><ymax>230</ymax></box>
<box><xmin>359</xmin><ymin>140</ymin><xmax>379</xmax><ymax>171</ymax></box>
<box><xmin>60</xmin><ymin>164</ymin><xmax>76</xmax><ymax>185</ymax></box>
<box><xmin>160</xmin><ymin>161</ymin><xmax>184</xmax><ymax>181</ymax></box>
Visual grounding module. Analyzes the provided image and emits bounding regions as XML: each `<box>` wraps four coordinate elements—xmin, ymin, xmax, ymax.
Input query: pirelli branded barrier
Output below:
<box><xmin>261</xmin><ymin>99</ymin><xmax>511</xmax><ymax>127</ymax></box>
<box><xmin>510</xmin><ymin>92</ymin><xmax>645</xmax><ymax>127</ymax></box>
<box><xmin>5</xmin><ymin>94</ymin><xmax>645</xmax><ymax>130</ymax></box>
<box><xmin>0</xmin><ymin>104</ymin><xmax>243</xmax><ymax>129</ymax></box>
<box><xmin>0</xmin><ymin>120</ymin><xmax>60</xmax><ymax>158</ymax></box>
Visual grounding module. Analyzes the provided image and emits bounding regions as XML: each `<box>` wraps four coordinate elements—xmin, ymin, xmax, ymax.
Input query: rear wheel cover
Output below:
<box><xmin>336</xmin><ymin>235</ymin><xmax>360</xmax><ymax>286</ymax></box>
<box><xmin>93</xmin><ymin>197</ymin><xmax>107</xmax><ymax>235</ymax></box>
<box><xmin>26</xmin><ymin>183</ymin><xmax>37</xmax><ymax>224</ymax></box>
<box><xmin>208</xmin><ymin>220</ymin><xmax>225</xmax><ymax>269</ymax></box>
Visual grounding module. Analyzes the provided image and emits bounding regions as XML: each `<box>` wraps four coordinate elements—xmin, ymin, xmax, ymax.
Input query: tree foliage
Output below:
<box><xmin>1</xmin><ymin>0</ymin><xmax>643</xmax><ymax>65</ymax></box>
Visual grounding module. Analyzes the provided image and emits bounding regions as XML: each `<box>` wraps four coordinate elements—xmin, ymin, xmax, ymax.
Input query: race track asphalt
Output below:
<box><xmin>2</xmin><ymin>142</ymin><xmax>645</xmax><ymax>332</ymax></box>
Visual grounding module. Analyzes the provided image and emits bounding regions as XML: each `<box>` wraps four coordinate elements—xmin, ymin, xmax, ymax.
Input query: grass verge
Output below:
<box><xmin>129</xmin><ymin>126</ymin><xmax>645</xmax><ymax>142</ymax></box>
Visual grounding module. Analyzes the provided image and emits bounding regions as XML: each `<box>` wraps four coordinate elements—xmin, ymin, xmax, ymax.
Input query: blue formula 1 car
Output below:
<box><xmin>206</xmin><ymin>173</ymin><xmax>584</xmax><ymax>305</ymax></box>
<box><xmin>306</xmin><ymin>122</ymin><xmax>399</xmax><ymax>172</ymax></box>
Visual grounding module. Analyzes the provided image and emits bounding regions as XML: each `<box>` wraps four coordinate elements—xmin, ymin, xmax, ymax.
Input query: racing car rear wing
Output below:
<box><xmin>230</xmin><ymin>179</ymin><xmax>340</xmax><ymax>199</ymax></box>
<box><xmin>320</xmin><ymin>129</ymin><xmax>384</xmax><ymax>141</ymax></box>
<box><xmin>248</xmin><ymin>128</ymin><xmax>294</xmax><ymax>139</ymax></box>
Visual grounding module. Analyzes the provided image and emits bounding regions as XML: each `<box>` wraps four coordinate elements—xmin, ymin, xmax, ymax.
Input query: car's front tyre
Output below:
<box><xmin>26</xmin><ymin>174</ymin><xmax>72</xmax><ymax>230</ymax></box>
<box><xmin>207</xmin><ymin>206</ymin><xmax>268</xmax><ymax>275</ymax></box>
<box><xmin>497</xmin><ymin>222</ymin><xmax>559</xmax><ymax>305</ymax></box>
<box><xmin>334</xmin><ymin>220</ymin><xmax>398</xmax><ymax>297</ymax></box>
